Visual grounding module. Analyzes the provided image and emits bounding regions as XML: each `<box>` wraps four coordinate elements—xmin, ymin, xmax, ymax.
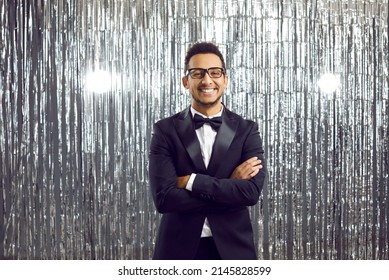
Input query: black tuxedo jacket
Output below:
<box><xmin>149</xmin><ymin>105</ymin><xmax>266</xmax><ymax>259</ymax></box>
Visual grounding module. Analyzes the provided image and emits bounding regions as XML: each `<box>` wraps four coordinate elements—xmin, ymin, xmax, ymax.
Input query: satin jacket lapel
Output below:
<box><xmin>207</xmin><ymin>109</ymin><xmax>238</xmax><ymax>175</ymax></box>
<box><xmin>173</xmin><ymin>107</ymin><xmax>207</xmax><ymax>173</ymax></box>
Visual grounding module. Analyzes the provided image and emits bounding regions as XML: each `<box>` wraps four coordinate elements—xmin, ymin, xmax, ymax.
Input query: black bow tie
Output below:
<box><xmin>193</xmin><ymin>114</ymin><xmax>222</xmax><ymax>131</ymax></box>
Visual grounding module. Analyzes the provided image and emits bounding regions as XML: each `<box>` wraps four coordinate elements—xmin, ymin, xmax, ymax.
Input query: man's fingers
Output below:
<box><xmin>250</xmin><ymin>165</ymin><xmax>262</xmax><ymax>177</ymax></box>
<box><xmin>230</xmin><ymin>157</ymin><xmax>263</xmax><ymax>179</ymax></box>
<box><xmin>245</xmin><ymin>156</ymin><xmax>258</xmax><ymax>164</ymax></box>
<box><xmin>244</xmin><ymin>157</ymin><xmax>261</xmax><ymax>168</ymax></box>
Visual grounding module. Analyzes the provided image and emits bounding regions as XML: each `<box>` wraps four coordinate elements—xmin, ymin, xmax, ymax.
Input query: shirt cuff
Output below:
<box><xmin>186</xmin><ymin>173</ymin><xmax>196</xmax><ymax>191</ymax></box>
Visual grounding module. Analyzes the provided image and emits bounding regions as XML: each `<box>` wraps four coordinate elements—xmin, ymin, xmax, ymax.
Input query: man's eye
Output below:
<box><xmin>192</xmin><ymin>71</ymin><xmax>203</xmax><ymax>77</ymax></box>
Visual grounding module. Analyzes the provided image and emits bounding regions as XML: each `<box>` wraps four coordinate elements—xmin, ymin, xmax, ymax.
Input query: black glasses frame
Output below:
<box><xmin>186</xmin><ymin>67</ymin><xmax>225</xmax><ymax>79</ymax></box>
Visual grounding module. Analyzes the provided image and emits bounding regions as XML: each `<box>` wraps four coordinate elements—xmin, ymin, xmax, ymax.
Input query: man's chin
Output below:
<box><xmin>193</xmin><ymin>96</ymin><xmax>222</xmax><ymax>107</ymax></box>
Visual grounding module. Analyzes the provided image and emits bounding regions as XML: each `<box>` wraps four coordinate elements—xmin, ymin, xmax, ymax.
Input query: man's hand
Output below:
<box><xmin>176</xmin><ymin>175</ymin><xmax>191</xmax><ymax>189</ymax></box>
<box><xmin>230</xmin><ymin>156</ymin><xmax>262</xmax><ymax>179</ymax></box>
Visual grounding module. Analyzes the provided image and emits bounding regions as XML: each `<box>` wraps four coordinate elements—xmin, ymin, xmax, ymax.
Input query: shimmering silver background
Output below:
<box><xmin>0</xmin><ymin>0</ymin><xmax>388</xmax><ymax>260</ymax></box>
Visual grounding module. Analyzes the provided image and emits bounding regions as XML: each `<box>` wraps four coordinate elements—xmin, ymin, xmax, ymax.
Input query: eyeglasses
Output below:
<box><xmin>186</xmin><ymin>67</ymin><xmax>225</xmax><ymax>79</ymax></box>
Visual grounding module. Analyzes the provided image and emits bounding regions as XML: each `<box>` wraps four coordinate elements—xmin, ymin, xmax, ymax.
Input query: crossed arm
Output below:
<box><xmin>176</xmin><ymin>156</ymin><xmax>263</xmax><ymax>188</ymax></box>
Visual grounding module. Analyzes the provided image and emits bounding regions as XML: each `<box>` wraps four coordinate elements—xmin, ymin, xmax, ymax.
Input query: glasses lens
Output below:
<box><xmin>189</xmin><ymin>69</ymin><xmax>206</xmax><ymax>79</ymax></box>
<box><xmin>208</xmin><ymin>68</ymin><xmax>223</xmax><ymax>78</ymax></box>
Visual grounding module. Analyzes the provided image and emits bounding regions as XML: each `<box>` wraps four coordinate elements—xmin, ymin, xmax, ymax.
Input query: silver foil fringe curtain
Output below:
<box><xmin>0</xmin><ymin>0</ymin><xmax>388</xmax><ymax>260</ymax></box>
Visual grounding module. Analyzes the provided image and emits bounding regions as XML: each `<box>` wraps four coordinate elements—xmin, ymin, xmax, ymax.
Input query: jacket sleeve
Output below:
<box><xmin>191</xmin><ymin>122</ymin><xmax>266</xmax><ymax>207</ymax></box>
<box><xmin>149</xmin><ymin>122</ymin><xmax>228</xmax><ymax>214</ymax></box>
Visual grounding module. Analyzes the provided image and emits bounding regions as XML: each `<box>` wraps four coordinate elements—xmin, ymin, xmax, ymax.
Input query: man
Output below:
<box><xmin>149</xmin><ymin>42</ymin><xmax>266</xmax><ymax>260</ymax></box>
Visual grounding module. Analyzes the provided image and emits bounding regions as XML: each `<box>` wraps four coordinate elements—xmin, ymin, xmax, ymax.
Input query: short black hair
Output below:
<box><xmin>184</xmin><ymin>42</ymin><xmax>226</xmax><ymax>73</ymax></box>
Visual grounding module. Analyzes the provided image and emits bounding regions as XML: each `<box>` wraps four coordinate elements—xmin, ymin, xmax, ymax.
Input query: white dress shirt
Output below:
<box><xmin>186</xmin><ymin>106</ymin><xmax>223</xmax><ymax>237</ymax></box>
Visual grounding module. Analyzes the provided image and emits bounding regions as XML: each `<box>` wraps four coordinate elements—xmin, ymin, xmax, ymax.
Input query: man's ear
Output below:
<box><xmin>182</xmin><ymin>76</ymin><xmax>189</xmax><ymax>89</ymax></box>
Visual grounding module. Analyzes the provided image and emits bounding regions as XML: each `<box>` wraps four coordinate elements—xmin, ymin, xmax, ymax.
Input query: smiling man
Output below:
<box><xmin>182</xmin><ymin>49</ymin><xmax>227</xmax><ymax>113</ymax></box>
<box><xmin>149</xmin><ymin>42</ymin><xmax>267</xmax><ymax>260</ymax></box>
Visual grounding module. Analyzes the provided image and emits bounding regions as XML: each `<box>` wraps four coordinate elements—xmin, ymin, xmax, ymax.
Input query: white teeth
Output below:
<box><xmin>200</xmin><ymin>89</ymin><xmax>215</xmax><ymax>93</ymax></box>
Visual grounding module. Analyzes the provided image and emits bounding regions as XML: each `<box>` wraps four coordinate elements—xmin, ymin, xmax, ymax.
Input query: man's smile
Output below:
<box><xmin>198</xmin><ymin>87</ymin><xmax>218</xmax><ymax>96</ymax></box>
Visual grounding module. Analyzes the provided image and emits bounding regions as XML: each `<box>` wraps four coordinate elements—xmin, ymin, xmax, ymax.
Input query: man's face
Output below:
<box><xmin>182</xmin><ymin>53</ymin><xmax>228</xmax><ymax>113</ymax></box>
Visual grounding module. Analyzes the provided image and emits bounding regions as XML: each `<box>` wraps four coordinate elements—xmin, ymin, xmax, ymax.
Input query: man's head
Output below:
<box><xmin>182</xmin><ymin>42</ymin><xmax>228</xmax><ymax>116</ymax></box>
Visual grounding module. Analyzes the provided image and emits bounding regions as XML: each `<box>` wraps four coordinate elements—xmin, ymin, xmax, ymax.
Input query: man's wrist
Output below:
<box><xmin>176</xmin><ymin>175</ymin><xmax>192</xmax><ymax>189</ymax></box>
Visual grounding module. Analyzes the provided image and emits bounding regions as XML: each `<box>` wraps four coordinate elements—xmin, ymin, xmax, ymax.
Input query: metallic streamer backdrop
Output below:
<box><xmin>0</xmin><ymin>0</ymin><xmax>388</xmax><ymax>260</ymax></box>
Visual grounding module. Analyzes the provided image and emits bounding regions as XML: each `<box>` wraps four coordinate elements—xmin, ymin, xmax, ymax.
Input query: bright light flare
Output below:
<box><xmin>318</xmin><ymin>73</ymin><xmax>340</xmax><ymax>94</ymax></box>
<box><xmin>86</xmin><ymin>70</ymin><xmax>112</xmax><ymax>93</ymax></box>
